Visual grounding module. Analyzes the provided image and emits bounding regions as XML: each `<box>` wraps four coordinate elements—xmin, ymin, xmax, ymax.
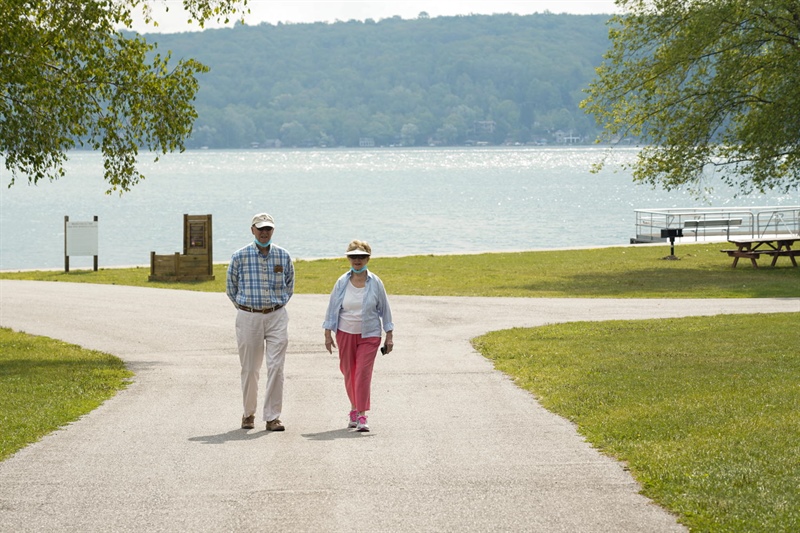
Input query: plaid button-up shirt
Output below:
<box><xmin>226</xmin><ymin>242</ymin><xmax>294</xmax><ymax>309</ymax></box>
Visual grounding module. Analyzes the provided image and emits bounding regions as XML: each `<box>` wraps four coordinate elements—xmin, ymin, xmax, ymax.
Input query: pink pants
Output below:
<box><xmin>336</xmin><ymin>330</ymin><xmax>381</xmax><ymax>412</ymax></box>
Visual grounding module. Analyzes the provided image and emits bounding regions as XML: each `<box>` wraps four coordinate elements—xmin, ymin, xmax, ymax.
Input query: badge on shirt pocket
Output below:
<box><xmin>274</xmin><ymin>265</ymin><xmax>284</xmax><ymax>273</ymax></box>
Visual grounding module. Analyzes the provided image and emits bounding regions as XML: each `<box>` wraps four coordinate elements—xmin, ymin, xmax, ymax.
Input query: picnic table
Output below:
<box><xmin>721</xmin><ymin>237</ymin><xmax>800</xmax><ymax>268</ymax></box>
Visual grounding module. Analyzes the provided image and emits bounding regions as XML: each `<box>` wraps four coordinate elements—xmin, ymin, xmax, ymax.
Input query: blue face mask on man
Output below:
<box><xmin>254</xmin><ymin>238</ymin><xmax>271</xmax><ymax>248</ymax></box>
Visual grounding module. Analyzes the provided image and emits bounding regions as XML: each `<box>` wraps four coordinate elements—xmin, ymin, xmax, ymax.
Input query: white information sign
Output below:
<box><xmin>66</xmin><ymin>220</ymin><xmax>99</xmax><ymax>256</ymax></box>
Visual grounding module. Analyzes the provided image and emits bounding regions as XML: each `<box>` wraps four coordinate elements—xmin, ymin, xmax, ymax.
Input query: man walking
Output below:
<box><xmin>226</xmin><ymin>213</ymin><xmax>294</xmax><ymax>431</ymax></box>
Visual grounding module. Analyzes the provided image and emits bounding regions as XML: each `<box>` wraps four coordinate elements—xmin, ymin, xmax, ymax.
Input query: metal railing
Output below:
<box><xmin>632</xmin><ymin>206</ymin><xmax>800</xmax><ymax>243</ymax></box>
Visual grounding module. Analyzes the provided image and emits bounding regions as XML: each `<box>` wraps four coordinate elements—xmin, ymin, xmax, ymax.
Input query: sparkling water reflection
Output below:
<box><xmin>0</xmin><ymin>147</ymin><xmax>795</xmax><ymax>270</ymax></box>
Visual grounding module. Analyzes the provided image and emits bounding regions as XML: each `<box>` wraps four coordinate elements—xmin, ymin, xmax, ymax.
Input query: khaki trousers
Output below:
<box><xmin>235</xmin><ymin>307</ymin><xmax>289</xmax><ymax>422</ymax></box>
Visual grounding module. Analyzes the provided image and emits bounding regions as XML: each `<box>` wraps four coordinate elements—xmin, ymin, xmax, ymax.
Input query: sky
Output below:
<box><xmin>127</xmin><ymin>0</ymin><xmax>620</xmax><ymax>34</ymax></box>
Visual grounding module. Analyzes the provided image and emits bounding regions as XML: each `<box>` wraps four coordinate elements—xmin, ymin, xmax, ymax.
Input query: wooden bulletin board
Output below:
<box><xmin>149</xmin><ymin>214</ymin><xmax>215</xmax><ymax>282</ymax></box>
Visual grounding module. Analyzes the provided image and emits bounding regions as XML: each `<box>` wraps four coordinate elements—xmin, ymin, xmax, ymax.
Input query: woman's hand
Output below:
<box><xmin>325</xmin><ymin>330</ymin><xmax>336</xmax><ymax>354</ymax></box>
<box><xmin>383</xmin><ymin>331</ymin><xmax>394</xmax><ymax>355</ymax></box>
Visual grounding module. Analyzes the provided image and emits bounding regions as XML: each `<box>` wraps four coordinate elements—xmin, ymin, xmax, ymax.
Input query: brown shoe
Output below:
<box><xmin>241</xmin><ymin>415</ymin><xmax>255</xmax><ymax>429</ymax></box>
<box><xmin>266</xmin><ymin>418</ymin><xmax>285</xmax><ymax>432</ymax></box>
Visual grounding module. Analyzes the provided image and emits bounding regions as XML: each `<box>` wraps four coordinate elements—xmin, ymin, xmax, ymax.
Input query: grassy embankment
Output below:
<box><xmin>2</xmin><ymin>243</ymin><xmax>797</xmax><ymax>297</ymax></box>
<box><xmin>0</xmin><ymin>329</ymin><xmax>132</xmax><ymax>461</ymax></box>
<box><xmin>2</xmin><ymin>243</ymin><xmax>798</xmax><ymax>531</ymax></box>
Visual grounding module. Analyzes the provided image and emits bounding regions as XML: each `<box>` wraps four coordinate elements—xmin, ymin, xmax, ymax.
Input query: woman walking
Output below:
<box><xmin>323</xmin><ymin>240</ymin><xmax>394</xmax><ymax>432</ymax></box>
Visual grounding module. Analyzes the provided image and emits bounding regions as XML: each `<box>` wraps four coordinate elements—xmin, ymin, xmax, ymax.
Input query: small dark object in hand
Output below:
<box><xmin>380</xmin><ymin>346</ymin><xmax>387</xmax><ymax>355</ymax></box>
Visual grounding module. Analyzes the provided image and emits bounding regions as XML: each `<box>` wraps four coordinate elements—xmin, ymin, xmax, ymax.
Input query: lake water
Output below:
<box><xmin>1</xmin><ymin>146</ymin><xmax>796</xmax><ymax>270</ymax></box>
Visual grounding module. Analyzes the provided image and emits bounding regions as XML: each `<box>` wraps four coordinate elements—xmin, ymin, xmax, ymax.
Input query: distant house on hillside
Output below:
<box><xmin>359</xmin><ymin>137</ymin><xmax>375</xmax><ymax>147</ymax></box>
<box><xmin>555</xmin><ymin>130</ymin><xmax>582</xmax><ymax>144</ymax></box>
<box><xmin>473</xmin><ymin>120</ymin><xmax>496</xmax><ymax>135</ymax></box>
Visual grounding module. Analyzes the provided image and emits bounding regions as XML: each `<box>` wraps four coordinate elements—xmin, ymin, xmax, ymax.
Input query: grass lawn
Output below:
<box><xmin>0</xmin><ymin>328</ymin><xmax>133</xmax><ymax>462</ymax></box>
<box><xmin>1</xmin><ymin>245</ymin><xmax>798</xmax><ymax>531</ymax></box>
<box><xmin>474</xmin><ymin>313</ymin><xmax>800</xmax><ymax>532</ymax></box>
<box><xmin>1</xmin><ymin>243</ymin><xmax>798</xmax><ymax>298</ymax></box>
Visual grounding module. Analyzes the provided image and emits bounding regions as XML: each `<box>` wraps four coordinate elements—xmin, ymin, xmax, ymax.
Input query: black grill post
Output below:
<box><xmin>661</xmin><ymin>228</ymin><xmax>684</xmax><ymax>258</ymax></box>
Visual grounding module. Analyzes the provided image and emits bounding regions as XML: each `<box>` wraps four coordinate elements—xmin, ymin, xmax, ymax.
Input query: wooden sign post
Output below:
<box><xmin>149</xmin><ymin>214</ymin><xmax>215</xmax><ymax>281</ymax></box>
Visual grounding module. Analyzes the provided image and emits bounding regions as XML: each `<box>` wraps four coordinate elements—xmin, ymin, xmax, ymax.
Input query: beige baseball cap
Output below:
<box><xmin>251</xmin><ymin>213</ymin><xmax>275</xmax><ymax>229</ymax></box>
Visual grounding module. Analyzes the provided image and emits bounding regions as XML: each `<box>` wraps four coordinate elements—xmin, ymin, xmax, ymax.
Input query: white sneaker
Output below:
<box><xmin>348</xmin><ymin>410</ymin><xmax>358</xmax><ymax>428</ymax></box>
<box><xmin>356</xmin><ymin>415</ymin><xmax>369</xmax><ymax>432</ymax></box>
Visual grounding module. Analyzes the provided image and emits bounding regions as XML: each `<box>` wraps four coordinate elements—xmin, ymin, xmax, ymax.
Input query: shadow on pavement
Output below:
<box><xmin>302</xmin><ymin>428</ymin><xmax>375</xmax><ymax>441</ymax></box>
<box><xmin>188</xmin><ymin>429</ymin><xmax>271</xmax><ymax>444</ymax></box>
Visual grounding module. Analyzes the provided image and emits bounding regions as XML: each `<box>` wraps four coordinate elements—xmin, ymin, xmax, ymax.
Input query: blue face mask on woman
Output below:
<box><xmin>350</xmin><ymin>265</ymin><xmax>368</xmax><ymax>274</ymax></box>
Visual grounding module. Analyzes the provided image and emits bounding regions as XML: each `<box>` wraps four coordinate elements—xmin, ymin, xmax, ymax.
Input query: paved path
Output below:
<box><xmin>1</xmin><ymin>280</ymin><xmax>797</xmax><ymax>532</ymax></box>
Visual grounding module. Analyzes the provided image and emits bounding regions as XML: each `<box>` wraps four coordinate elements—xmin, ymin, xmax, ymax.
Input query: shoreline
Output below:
<box><xmin>0</xmin><ymin>241</ymin><xmax>688</xmax><ymax>273</ymax></box>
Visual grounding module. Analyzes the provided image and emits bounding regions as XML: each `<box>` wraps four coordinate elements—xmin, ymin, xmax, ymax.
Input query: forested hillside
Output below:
<box><xmin>147</xmin><ymin>13</ymin><xmax>611</xmax><ymax>148</ymax></box>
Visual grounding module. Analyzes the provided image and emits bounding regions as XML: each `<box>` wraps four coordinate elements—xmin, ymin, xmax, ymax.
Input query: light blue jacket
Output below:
<box><xmin>323</xmin><ymin>271</ymin><xmax>393</xmax><ymax>338</ymax></box>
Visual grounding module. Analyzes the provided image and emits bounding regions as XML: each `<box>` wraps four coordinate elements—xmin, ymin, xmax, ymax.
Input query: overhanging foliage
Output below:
<box><xmin>0</xmin><ymin>0</ymin><xmax>246</xmax><ymax>193</ymax></box>
<box><xmin>582</xmin><ymin>0</ymin><xmax>800</xmax><ymax>195</ymax></box>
